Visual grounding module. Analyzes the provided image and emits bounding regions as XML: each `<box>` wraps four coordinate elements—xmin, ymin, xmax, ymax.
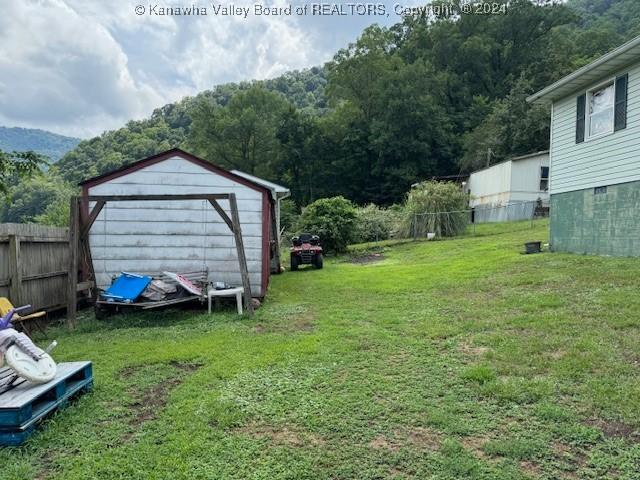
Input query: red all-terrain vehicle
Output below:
<box><xmin>290</xmin><ymin>233</ymin><xmax>323</xmax><ymax>270</ymax></box>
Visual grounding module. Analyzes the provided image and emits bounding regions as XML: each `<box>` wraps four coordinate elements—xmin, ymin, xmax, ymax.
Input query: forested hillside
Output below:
<box><xmin>3</xmin><ymin>0</ymin><xmax>640</xmax><ymax>224</ymax></box>
<box><xmin>0</xmin><ymin>127</ymin><xmax>80</xmax><ymax>163</ymax></box>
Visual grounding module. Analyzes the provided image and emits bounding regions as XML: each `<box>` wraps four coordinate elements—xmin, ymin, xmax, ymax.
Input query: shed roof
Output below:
<box><xmin>231</xmin><ymin>170</ymin><xmax>290</xmax><ymax>199</ymax></box>
<box><xmin>469</xmin><ymin>150</ymin><xmax>549</xmax><ymax>177</ymax></box>
<box><xmin>78</xmin><ymin>148</ymin><xmax>272</xmax><ymax>196</ymax></box>
<box><xmin>527</xmin><ymin>35</ymin><xmax>640</xmax><ymax>104</ymax></box>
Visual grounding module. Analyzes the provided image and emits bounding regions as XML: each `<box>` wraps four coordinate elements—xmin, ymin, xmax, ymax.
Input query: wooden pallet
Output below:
<box><xmin>0</xmin><ymin>361</ymin><xmax>93</xmax><ymax>446</ymax></box>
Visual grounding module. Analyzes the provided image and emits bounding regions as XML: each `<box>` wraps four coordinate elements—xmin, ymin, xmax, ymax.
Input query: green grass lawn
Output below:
<box><xmin>2</xmin><ymin>219</ymin><xmax>640</xmax><ymax>479</ymax></box>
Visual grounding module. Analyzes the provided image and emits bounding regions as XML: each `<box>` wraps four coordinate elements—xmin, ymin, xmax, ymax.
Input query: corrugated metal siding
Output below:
<box><xmin>468</xmin><ymin>153</ymin><xmax>549</xmax><ymax>207</ymax></box>
<box><xmin>551</xmin><ymin>61</ymin><xmax>640</xmax><ymax>194</ymax></box>
<box><xmin>87</xmin><ymin>156</ymin><xmax>264</xmax><ymax>296</ymax></box>
<box><xmin>468</xmin><ymin>161</ymin><xmax>512</xmax><ymax>207</ymax></box>
<box><xmin>509</xmin><ymin>154</ymin><xmax>549</xmax><ymax>203</ymax></box>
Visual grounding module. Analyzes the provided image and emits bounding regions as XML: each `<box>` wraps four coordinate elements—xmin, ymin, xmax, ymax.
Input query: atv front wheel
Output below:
<box><xmin>290</xmin><ymin>254</ymin><xmax>299</xmax><ymax>271</ymax></box>
<box><xmin>314</xmin><ymin>253</ymin><xmax>323</xmax><ymax>269</ymax></box>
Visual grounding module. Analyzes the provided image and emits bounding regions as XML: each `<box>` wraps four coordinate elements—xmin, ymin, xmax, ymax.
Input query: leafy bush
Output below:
<box><xmin>354</xmin><ymin>204</ymin><xmax>399</xmax><ymax>243</ymax></box>
<box><xmin>399</xmin><ymin>181</ymin><xmax>468</xmax><ymax>238</ymax></box>
<box><xmin>296</xmin><ymin>196</ymin><xmax>357</xmax><ymax>254</ymax></box>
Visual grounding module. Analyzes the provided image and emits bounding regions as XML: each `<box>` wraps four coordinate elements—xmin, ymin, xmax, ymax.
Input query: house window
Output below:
<box><xmin>539</xmin><ymin>166</ymin><xmax>549</xmax><ymax>192</ymax></box>
<box><xmin>576</xmin><ymin>74</ymin><xmax>627</xmax><ymax>144</ymax></box>
<box><xmin>588</xmin><ymin>81</ymin><xmax>615</xmax><ymax>138</ymax></box>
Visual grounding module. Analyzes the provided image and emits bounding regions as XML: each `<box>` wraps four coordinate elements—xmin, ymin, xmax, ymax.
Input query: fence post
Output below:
<box><xmin>67</xmin><ymin>197</ymin><xmax>79</xmax><ymax>328</ymax></box>
<box><xmin>8</xmin><ymin>235</ymin><xmax>22</xmax><ymax>306</ymax></box>
<box><xmin>413</xmin><ymin>213</ymin><xmax>418</xmax><ymax>240</ymax></box>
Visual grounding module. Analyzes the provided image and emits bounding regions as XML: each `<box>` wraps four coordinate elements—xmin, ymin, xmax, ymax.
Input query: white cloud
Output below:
<box><xmin>0</xmin><ymin>0</ymin><xmax>165</xmax><ymax>137</ymax></box>
<box><xmin>0</xmin><ymin>0</ymin><xmax>399</xmax><ymax>138</ymax></box>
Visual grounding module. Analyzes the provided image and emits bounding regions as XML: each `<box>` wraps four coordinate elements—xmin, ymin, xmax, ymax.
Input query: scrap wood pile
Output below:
<box><xmin>96</xmin><ymin>271</ymin><xmax>207</xmax><ymax>313</ymax></box>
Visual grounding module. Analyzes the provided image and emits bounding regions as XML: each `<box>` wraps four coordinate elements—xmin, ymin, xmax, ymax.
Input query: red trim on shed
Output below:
<box><xmin>261</xmin><ymin>193</ymin><xmax>270</xmax><ymax>297</ymax></box>
<box><xmin>79</xmin><ymin>148</ymin><xmax>272</xmax><ymax>197</ymax></box>
<box><xmin>80</xmin><ymin>149</ymin><xmax>273</xmax><ymax>298</ymax></box>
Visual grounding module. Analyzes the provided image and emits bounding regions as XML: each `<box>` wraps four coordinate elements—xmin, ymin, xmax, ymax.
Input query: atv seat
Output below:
<box><xmin>293</xmin><ymin>233</ymin><xmax>320</xmax><ymax>246</ymax></box>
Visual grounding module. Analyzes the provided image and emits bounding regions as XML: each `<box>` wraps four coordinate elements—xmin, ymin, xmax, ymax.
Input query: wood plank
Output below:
<box><xmin>22</xmin><ymin>270</ymin><xmax>68</xmax><ymax>282</ymax></box>
<box><xmin>8</xmin><ymin>235</ymin><xmax>22</xmax><ymax>306</ymax></box>
<box><xmin>67</xmin><ymin>198</ymin><xmax>79</xmax><ymax>328</ymax></box>
<box><xmin>87</xmin><ymin>221</ymin><xmax>263</xmax><ymax>236</ymax></box>
<box><xmin>0</xmin><ymin>224</ymin><xmax>67</xmax><ymax>238</ymax></box>
<box><xmin>95</xmin><ymin>295</ymin><xmax>200</xmax><ymax>308</ymax></box>
<box><xmin>270</xmin><ymin>200</ymin><xmax>281</xmax><ymax>272</ymax></box>
<box><xmin>85</xmin><ymin>207</ymin><xmax>263</xmax><ymax>224</ymax></box>
<box><xmin>0</xmin><ymin>362</ymin><xmax>91</xmax><ymax>409</ymax></box>
<box><xmin>229</xmin><ymin>193</ymin><xmax>254</xmax><ymax>316</ymax></box>
<box><xmin>80</xmin><ymin>200</ymin><xmax>105</xmax><ymax>239</ymax></box>
<box><xmin>0</xmin><ymin>237</ymin><xmax>68</xmax><ymax>244</ymax></box>
<box><xmin>209</xmin><ymin>199</ymin><xmax>234</xmax><ymax>231</ymax></box>
<box><xmin>86</xmin><ymin>198</ymin><xmax>261</xmax><ymax>212</ymax></box>
<box><xmin>85</xmin><ymin>194</ymin><xmax>231</xmax><ymax>202</ymax></box>
<box><xmin>86</xmin><ymin>234</ymin><xmax>263</xmax><ymax>249</ymax></box>
<box><xmin>77</xmin><ymin>281</ymin><xmax>94</xmax><ymax>292</ymax></box>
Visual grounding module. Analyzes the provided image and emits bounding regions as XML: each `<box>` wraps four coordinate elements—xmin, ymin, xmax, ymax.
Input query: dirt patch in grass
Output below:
<box><xmin>33</xmin><ymin>449</ymin><xmax>57</xmax><ymax>480</ymax></box>
<box><xmin>457</xmin><ymin>341</ymin><xmax>490</xmax><ymax>357</ymax></box>
<box><xmin>253</xmin><ymin>307</ymin><xmax>316</xmax><ymax>333</ymax></box>
<box><xmin>369</xmin><ymin>427</ymin><xmax>442</xmax><ymax>452</ymax></box>
<box><xmin>552</xmin><ymin>441</ymin><xmax>587</xmax><ymax>477</ymax></box>
<box><xmin>349</xmin><ymin>253</ymin><xmax>385</xmax><ymax>264</ymax></box>
<box><xmin>461</xmin><ymin>435</ymin><xmax>489</xmax><ymax>459</ymax></box>
<box><xmin>121</xmin><ymin>362</ymin><xmax>202</xmax><ymax>441</ymax></box>
<box><xmin>519</xmin><ymin>460</ymin><xmax>543</xmax><ymax>477</ymax></box>
<box><xmin>585</xmin><ymin>418</ymin><xmax>640</xmax><ymax>443</ymax></box>
<box><xmin>234</xmin><ymin>422</ymin><xmax>325</xmax><ymax>447</ymax></box>
<box><xmin>369</xmin><ymin>434</ymin><xmax>398</xmax><ymax>451</ymax></box>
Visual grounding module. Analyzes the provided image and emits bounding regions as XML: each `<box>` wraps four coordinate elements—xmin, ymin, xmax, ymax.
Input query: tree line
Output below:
<box><xmin>2</xmin><ymin>0</ymin><xmax>639</xmax><ymax>224</ymax></box>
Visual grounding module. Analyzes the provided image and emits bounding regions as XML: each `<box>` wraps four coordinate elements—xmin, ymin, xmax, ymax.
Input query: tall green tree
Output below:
<box><xmin>460</xmin><ymin>76</ymin><xmax>551</xmax><ymax>171</ymax></box>
<box><xmin>189</xmin><ymin>85</ymin><xmax>290</xmax><ymax>176</ymax></box>
<box><xmin>0</xmin><ymin>150</ymin><xmax>46</xmax><ymax>194</ymax></box>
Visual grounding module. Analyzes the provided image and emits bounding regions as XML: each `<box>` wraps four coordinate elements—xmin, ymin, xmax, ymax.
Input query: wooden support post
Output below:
<box><xmin>208</xmin><ymin>198</ymin><xmax>233</xmax><ymax>231</ymax></box>
<box><xmin>80</xmin><ymin>200</ymin><xmax>105</xmax><ymax>239</ymax></box>
<box><xmin>228</xmin><ymin>193</ymin><xmax>254</xmax><ymax>316</ymax></box>
<box><xmin>67</xmin><ymin>197</ymin><xmax>79</xmax><ymax>328</ymax></box>
<box><xmin>270</xmin><ymin>201</ymin><xmax>281</xmax><ymax>273</ymax></box>
<box><xmin>8</xmin><ymin>235</ymin><xmax>22</xmax><ymax>306</ymax></box>
<box><xmin>78</xmin><ymin>200</ymin><xmax>102</xmax><ymax>305</ymax></box>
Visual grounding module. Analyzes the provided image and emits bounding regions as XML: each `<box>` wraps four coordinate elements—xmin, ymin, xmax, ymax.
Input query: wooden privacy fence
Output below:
<box><xmin>0</xmin><ymin>224</ymin><xmax>69</xmax><ymax>311</ymax></box>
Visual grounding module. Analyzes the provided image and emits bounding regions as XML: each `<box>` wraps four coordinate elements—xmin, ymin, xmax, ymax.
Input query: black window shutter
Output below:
<box><xmin>614</xmin><ymin>74</ymin><xmax>628</xmax><ymax>131</ymax></box>
<box><xmin>576</xmin><ymin>94</ymin><xmax>586</xmax><ymax>143</ymax></box>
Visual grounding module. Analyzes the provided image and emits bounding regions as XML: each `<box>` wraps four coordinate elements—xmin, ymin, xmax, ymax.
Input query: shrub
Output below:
<box><xmin>399</xmin><ymin>181</ymin><xmax>468</xmax><ymax>238</ymax></box>
<box><xmin>296</xmin><ymin>196</ymin><xmax>357</xmax><ymax>254</ymax></box>
<box><xmin>354</xmin><ymin>204</ymin><xmax>399</xmax><ymax>243</ymax></box>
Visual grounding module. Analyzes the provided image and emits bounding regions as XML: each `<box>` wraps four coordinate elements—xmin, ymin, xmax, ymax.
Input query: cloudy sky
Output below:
<box><xmin>0</xmin><ymin>0</ymin><xmax>423</xmax><ymax>139</ymax></box>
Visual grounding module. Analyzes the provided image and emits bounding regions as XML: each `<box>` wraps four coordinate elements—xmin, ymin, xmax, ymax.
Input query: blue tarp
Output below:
<box><xmin>101</xmin><ymin>272</ymin><xmax>152</xmax><ymax>302</ymax></box>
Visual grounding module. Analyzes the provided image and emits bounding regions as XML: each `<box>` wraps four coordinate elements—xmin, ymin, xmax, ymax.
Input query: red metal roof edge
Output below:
<box><xmin>78</xmin><ymin>148</ymin><xmax>272</xmax><ymax>196</ymax></box>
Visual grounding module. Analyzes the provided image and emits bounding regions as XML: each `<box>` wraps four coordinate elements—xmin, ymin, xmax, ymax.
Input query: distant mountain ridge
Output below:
<box><xmin>0</xmin><ymin>126</ymin><xmax>81</xmax><ymax>162</ymax></box>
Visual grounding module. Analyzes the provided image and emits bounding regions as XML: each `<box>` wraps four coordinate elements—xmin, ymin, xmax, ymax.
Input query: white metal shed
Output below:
<box><xmin>79</xmin><ymin>149</ymin><xmax>288</xmax><ymax>297</ymax></box>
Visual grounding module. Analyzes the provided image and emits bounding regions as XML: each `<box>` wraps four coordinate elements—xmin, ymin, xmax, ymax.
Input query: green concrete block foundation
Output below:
<box><xmin>550</xmin><ymin>180</ymin><xmax>640</xmax><ymax>256</ymax></box>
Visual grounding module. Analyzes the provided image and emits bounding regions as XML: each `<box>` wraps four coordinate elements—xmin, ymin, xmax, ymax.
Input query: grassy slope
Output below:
<box><xmin>2</xmin><ymin>220</ymin><xmax>639</xmax><ymax>480</ymax></box>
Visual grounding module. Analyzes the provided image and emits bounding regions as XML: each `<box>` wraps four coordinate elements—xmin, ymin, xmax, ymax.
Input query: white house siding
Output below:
<box><xmin>509</xmin><ymin>154</ymin><xmax>550</xmax><ymax>203</ymax></box>
<box><xmin>86</xmin><ymin>156</ymin><xmax>265</xmax><ymax>296</ymax></box>
<box><xmin>468</xmin><ymin>153</ymin><xmax>548</xmax><ymax>207</ymax></box>
<box><xmin>468</xmin><ymin>161</ymin><xmax>512</xmax><ymax>207</ymax></box>
<box><xmin>550</xmin><ymin>61</ymin><xmax>640</xmax><ymax>194</ymax></box>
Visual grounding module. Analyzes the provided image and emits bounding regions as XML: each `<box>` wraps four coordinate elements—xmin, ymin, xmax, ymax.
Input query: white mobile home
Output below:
<box><xmin>466</xmin><ymin>151</ymin><xmax>549</xmax><ymax>222</ymax></box>
<box><xmin>79</xmin><ymin>149</ymin><xmax>289</xmax><ymax>297</ymax></box>
<box><xmin>528</xmin><ymin>36</ymin><xmax>640</xmax><ymax>256</ymax></box>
